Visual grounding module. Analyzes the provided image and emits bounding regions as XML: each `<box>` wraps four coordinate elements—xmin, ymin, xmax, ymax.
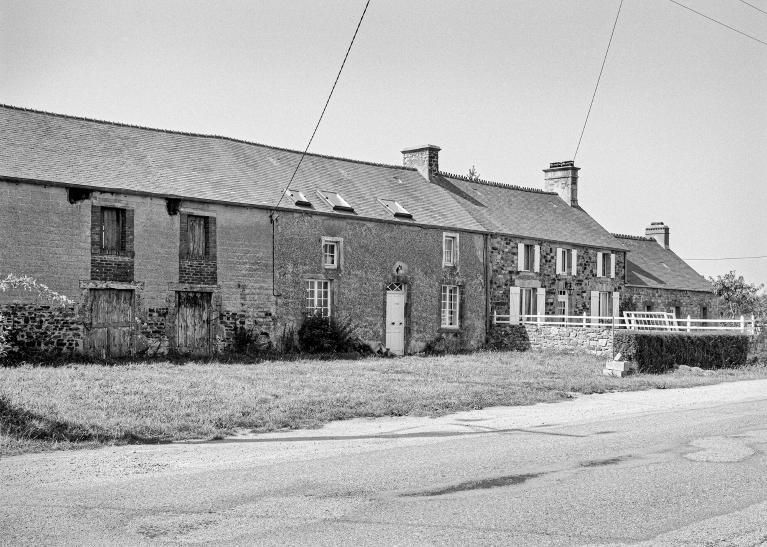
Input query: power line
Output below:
<box><xmin>666</xmin><ymin>0</ymin><xmax>767</xmax><ymax>47</ymax></box>
<box><xmin>272</xmin><ymin>0</ymin><xmax>372</xmax><ymax>210</ymax></box>
<box><xmin>735</xmin><ymin>0</ymin><xmax>767</xmax><ymax>17</ymax></box>
<box><xmin>685</xmin><ymin>255</ymin><xmax>767</xmax><ymax>261</ymax></box>
<box><xmin>573</xmin><ymin>0</ymin><xmax>624</xmax><ymax>162</ymax></box>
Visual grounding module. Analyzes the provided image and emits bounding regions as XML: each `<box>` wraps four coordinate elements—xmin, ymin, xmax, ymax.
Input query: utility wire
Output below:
<box><xmin>573</xmin><ymin>0</ymin><xmax>624</xmax><ymax>162</ymax></box>
<box><xmin>685</xmin><ymin>255</ymin><xmax>767</xmax><ymax>260</ymax></box>
<box><xmin>666</xmin><ymin>0</ymin><xmax>767</xmax><ymax>47</ymax></box>
<box><xmin>273</xmin><ymin>0</ymin><xmax>372</xmax><ymax>210</ymax></box>
<box><xmin>734</xmin><ymin>0</ymin><xmax>767</xmax><ymax>17</ymax></box>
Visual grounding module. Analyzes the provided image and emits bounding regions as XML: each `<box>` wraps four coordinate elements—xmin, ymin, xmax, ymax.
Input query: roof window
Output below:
<box><xmin>318</xmin><ymin>191</ymin><xmax>354</xmax><ymax>213</ymax></box>
<box><xmin>285</xmin><ymin>189</ymin><xmax>312</xmax><ymax>207</ymax></box>
<box><xmin>378</xmin><ymin>199</ymin><xmax>413</xmax><ymax>219</ymax></box>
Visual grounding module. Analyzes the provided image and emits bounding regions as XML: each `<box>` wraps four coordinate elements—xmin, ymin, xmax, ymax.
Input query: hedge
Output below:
<box><xmin>613</xmin><ymin>330</ymin><xmax>750</xmax><ymax>373</ymax></box>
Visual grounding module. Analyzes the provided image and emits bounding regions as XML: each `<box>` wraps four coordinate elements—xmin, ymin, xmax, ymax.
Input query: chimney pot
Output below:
<box><xmin>401</xmin><ymin>144</ymin><xmax>440</xmax><ymax>181</ymax></box>
<box><xmin>645</xmin><ymin>221</ymin><xmax>670</xmax><ymax>248</ymax></box>
<box><xmin>543</xmin><ymin>161</ymin><xmax>579</xmax><ymax>206</ymax></box>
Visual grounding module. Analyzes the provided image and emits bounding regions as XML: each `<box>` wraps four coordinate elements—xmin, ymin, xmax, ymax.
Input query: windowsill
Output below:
<box><xmin>438</xmin><ymin>326</ymin><xmax>460</xmax><ymax>333</ymax></box>
<box><xmin>94</xmin><ymin>250</ymin><xmax>133</xmax><ymax>259</ymax></box>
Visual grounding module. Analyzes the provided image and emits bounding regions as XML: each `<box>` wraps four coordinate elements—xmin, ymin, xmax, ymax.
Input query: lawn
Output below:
<box><xmin>2</xmin><ymin>351</ymin><xmax>766</xmax><ymax>457</ymax></box>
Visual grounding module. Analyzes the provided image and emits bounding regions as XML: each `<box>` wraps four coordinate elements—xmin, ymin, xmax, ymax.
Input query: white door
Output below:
<box><xmin>386</xmin><ymin>283</ymin><xmax>406</xmax><ymax>355</ymax></box>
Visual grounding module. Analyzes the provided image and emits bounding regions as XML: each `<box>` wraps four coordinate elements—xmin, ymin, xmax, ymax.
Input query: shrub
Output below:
<box><xmin>423</xmin><ymin>332</ymin><xmax>468</xmax><ymax>355</ymax></box>
<box><xmin>614</xmin><ymin>330</ymin><xmax>750</xmax><ymax>373</ymax></box>
<box><xmin>297</xmin><ymin>315</ymin><xmax>367</xmax><ymax>354</ymax></box>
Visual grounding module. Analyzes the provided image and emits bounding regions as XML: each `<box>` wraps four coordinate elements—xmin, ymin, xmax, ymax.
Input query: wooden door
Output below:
<box><xmin>176</xmin><ymin>291</ymin><xmax>211</xmax><ymax>356</ymax></box>
<box><xmin>385</xmin><ymin>283</ymin><xmax>406</xmax><ymax>355</ymax></box>
<box><xmin>90</xmin><ymin>289</ymin><xmax>134</xmax><ymax>358</ymax></box>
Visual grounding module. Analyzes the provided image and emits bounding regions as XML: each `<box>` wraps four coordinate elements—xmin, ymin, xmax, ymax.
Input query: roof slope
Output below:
<box><xmin>614</xmin><ymin>235</ymin><xmax>712</xmax><ymax>292</ymax></box>
<box><xmin>0</xmin><ymin>105</ymin><xmax>485</xmax><ymax>231</ymax></box>
<box><xmin>435</xmin><ymin>172</ymin><xmax>626</xmax><ymax>250</ymax></box>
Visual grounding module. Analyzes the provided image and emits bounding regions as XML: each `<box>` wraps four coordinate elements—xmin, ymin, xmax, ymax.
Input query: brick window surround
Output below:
<box><xmin>90</xmin><ymin>205</ymin><xmax>134</xmax><ymax>282</ymax></box>
<box><xmin>179</xmin><ymin>213</ymin><xmax>217</xmax><ymax>284</ymax></box>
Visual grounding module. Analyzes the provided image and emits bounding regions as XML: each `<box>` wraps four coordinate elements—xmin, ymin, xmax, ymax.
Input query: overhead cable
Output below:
<box><xmin>667</xmin><ymin>0</ymin><xmax>767</xmax><ymax>47</ymax></box>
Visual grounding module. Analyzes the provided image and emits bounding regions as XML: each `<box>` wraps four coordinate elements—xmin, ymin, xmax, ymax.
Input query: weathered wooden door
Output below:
<box><xmin>385</xmin><ymin>283</ymin><xmax>406</xmax><ymax>355</ymax></box>
<box><xmin>176</xmin><ymin>291</ymin><xmax>211</xmax><ymax>356</ymax></box>
<box><xmin>89</xmin><ymin>289</ymin><xmax>135</xmax><ymax>358</ymax></box>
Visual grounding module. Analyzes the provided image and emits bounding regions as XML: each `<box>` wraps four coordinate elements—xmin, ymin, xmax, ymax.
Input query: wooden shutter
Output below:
<box><xmin>612</xmin><ymin>291</ymin><xmax>620</xmax><ymax>319</ymax></box>
<box><xmin>555</xmin><ymin>248</ymin><xmax>562</xmax><ymax>274</ymax></box>
<box><xmin>590</xmin><ymin>290</ymin><xmax>599</xmax><ymax>318</ymax></box>
<box><xmin>101</xmin><ymin>207</ymin><xmax>124</xmax><ymax>252</ymax></box>
<box><xmin>517</xmin><ymin>243</ymin><xmax>525</xmax><ymax>271</ymax></box>
<box><xmin>596</xmin><ymin>252</ymin><xmax>603</xmax><ymax>277</ymax></box>
<box><xmin>510</xmin><ymin>287</ymin><xmax>521</xmax><ymax>324</ymax></box>
<box><xmin>536</xmin><ymin>288</ymin><xmax>546</xmax><ymax>322</ymax></box>
<box><xmin>188</xmin><ymin>216</ymin><xmax>207</xmax><ymax>258</ymax></box>
<box><xmin>534</xmin><ymin>245</ymin><xmax>541</xmax><ymax>273</ymax></box>
<box><xmin>571</xmin><ymin>249</ymin><xmax>578</xmax><ymax>275</ymax></box>
<box><xmin>610</xmin><ymin>253</ymin><xmax>616</xmax><ymax>278</ymax></box>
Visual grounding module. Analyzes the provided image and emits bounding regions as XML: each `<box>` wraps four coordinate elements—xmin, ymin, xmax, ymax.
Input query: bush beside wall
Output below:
<box><xmin>614</xmin><ymin>330</ymin><xmax>749</xmax><ymax>373</ymax></box>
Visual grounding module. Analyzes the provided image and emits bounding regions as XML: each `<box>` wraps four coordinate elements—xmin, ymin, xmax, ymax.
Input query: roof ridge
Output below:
<box><xmin>612</xmin><ymin>233</ymin><xmax>656</xmax><ymax>241</ymax></box>
<box><xmin>437</xmin><ymin>170</ymin><xmax>555</xmax><ymax>195</ymax></box>
<box><xmin>0</xmin><ymin>103</ymin><xmax>417</xmax><ymax>173</ymax></box>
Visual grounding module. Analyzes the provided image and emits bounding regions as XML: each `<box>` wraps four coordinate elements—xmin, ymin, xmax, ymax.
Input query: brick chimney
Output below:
<box><xmin>646</xmin><ymin>221</ymin><xmax>670</xmax><ymax>248</ymax></box>
<box><xmin>401</xmin><ymin>145</ymin><xmax>440</xmax><ymax>181</ymax></box>
<box><xmin>543</xmin><ymin>161</ymin><xmax>579</xmax><ymax>207</ymax></box>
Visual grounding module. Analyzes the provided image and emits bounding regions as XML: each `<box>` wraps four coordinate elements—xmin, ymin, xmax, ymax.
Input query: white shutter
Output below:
<box><xmin>536</xmin><ymin>288</ymin><xmax>546</xmax><ymax>322</ymax></box>
<box><xmin>517</xmin><ymin>243</ymin><xmax>525</xmax><ymax>271</ymax></box>
<box><xmin>596</xmin><ymin>252</ymin><xmax>603</xmax><ymax>278</ymax></box>
<box><xmin>610</xmin><ymin>253</ymin><xmax>616</xmax><ymax>278</ymax></box>
<box><xmin>555</xmin><ymin>248</ymin><xmax>562</xmax><ymax>275</ymax></box>
<box><xmin>612</xmin><ymin>291</ymin><xmax>620</xmax><ymax>318</ymax></box>
<box><xmin>534</xmin><ymin>245</ymin><xmax>541</xmax><ymax>273</ymax></box>
<box><xmin>510</xmin><ymin>287</ymin><xmax>521</xmax><ymax>324</ymax></box>
<box><xmin>590</xmin><ymin>290</ymin><xmax>599</xmax><ymax>318</ymax></box>
<box><xmin>572</xmin><ymin>249</ymin><xmax>578</xmax><ymax>275</ymax></box>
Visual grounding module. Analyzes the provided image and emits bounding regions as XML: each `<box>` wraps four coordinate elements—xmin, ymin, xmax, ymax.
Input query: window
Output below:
<box><xmin>187</xmin><ymin>215</ymin><xmax>208</xmax><ymax>259</ymax></box>
<box><xmin>101</xmin><ymin>207</ymin><xmax>126</xmax><ymax>253</ymax></box>
<box><xmin>598</xmin><ymin>292</ymin><xmax>612</xmax><ymax>317</ymax></box>
<box><xmin>674</xmin><ymin>306</ymin><xmax>682</xmax><ymax>318</ymax></box>
<box><xmin>701</xmin><ymin>306</ymin><xmax>708</xmax><ymax>319</ymax></box>
<box><xmin>379</xmin><ymin>199</ymin><xmax>413</xmax><ymax>219</ymax></box>
<box><xmin>441</xmin><ymin>285</ymin><xmax>460</xmax><ymax>328</ymax></box>
<box><xmin>318</xmin><ymin>191</ymin><xmax>354</xmax><ymax>212</ymax></box>
<box><xmin>597</xmin><ymin>252</ymin><xmax>616</xmax><ymax>278</ymax></box>
<box><xmin>557</xmin><ymin>290</ymin><xmax>569</xmax><ymax>317</ymax></box>
<box><xmin>305</xmin><ymin>280</ymin><xmax>331</xmax><ymax>317</ymax></box>
<box><xmin>443</xmin><ymin>233</ymin><xmax>458</xmax><ymax>267</ymax></box>
<box><xmin>518</xmin><ymin>243</ymin><xmax>539</xmax><ymax>272</ymax></box>
<box><xmin>520</xmin><ymin>288</ymin><xmax>537</xmax><ymax>318</ymax></box>
<box><xmin>556</xmin><ymin>248</ymin><xmax>575</xmax><ymax>275</ymax></box>
<box><xmin>645</xmin><ymin>304</ymin><xmax>653</xmax><ymax>312</ymax></box>
<box><xmin>285</xmin><ymin>189</ymin><xmax>312</xmax><ymax>207</ymax></box>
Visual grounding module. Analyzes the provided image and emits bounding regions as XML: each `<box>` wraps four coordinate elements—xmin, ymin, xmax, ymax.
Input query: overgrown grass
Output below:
<box><xmin>2</xmin><ymin>351</ymin><xmax>767</xmax><ymax>457</ymax></box>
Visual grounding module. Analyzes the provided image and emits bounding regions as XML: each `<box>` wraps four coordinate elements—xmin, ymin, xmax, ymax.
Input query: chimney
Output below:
<box><xmin>543</xmin><ymin>161</ymin><xmax>579</xmax><ymax>206</ymax></box>
<box><xmin>645</xmin><ymin>221</ymin><xmax>670</xmax><ymax>248</ymax></box>
<box><xmin>401</xmin><ymin>144</ymin><xmax>440</xmax><ymax>181</ymax></box>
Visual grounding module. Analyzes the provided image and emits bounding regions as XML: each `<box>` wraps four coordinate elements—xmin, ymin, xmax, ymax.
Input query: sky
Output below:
<box><xmin>1</xmin><ymin>0</ymin><xmax>765</xmax><ymax>287</ymax></box>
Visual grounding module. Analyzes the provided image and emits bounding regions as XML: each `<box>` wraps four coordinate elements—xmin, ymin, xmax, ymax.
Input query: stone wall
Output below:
<box><xmin>0</xmin><ymin>303</ymin><xmax>82</xmax><ymax>355</ymax></box>
<box><xmin>489</xmin><ymin>324</ymin><xmax>614</xmax><ymax>357</ymax></box>
<box><xmin>621</xmin><ymin>286</ymin><xmax>719</xmax><ymax>319</ymax></box>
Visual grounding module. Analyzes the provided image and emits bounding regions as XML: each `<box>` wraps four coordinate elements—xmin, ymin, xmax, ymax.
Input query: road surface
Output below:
<box><xmin>2</xmin><ymin>379</ymin><xmax>767</xmax><ymax>545</ymax></box>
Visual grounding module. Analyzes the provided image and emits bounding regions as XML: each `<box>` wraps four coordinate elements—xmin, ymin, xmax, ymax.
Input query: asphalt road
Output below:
<box><xmin>2</xmin><ymin>380</ymin><xmax>767</xmax><ymax>546</ymax></box>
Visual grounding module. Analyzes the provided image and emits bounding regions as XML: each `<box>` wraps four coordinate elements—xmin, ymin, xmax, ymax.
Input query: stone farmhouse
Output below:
<box><xmin>0</xmin><ymin>105</ymin><xmax>717</xmax><ymax>357</ymax></box>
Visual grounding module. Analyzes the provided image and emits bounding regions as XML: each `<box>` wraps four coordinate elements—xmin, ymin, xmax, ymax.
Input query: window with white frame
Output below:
<box><xmin>597</xmin><ymin>252</ymin><xmax>615</xmax><ymax>278</ymax></box>
<box><xmin>519</xmin><ymin>243</ymin><xmax>538</xmax><ymax>272</ymax></box>
<box><xmin>305</xmin><ymin>279</ymin><xmax>331</xmax><ymax>317</ymax></box>
<box><xmin>440</xmin><ymin>285</ymin><xmax>460</xmax><ymax>328</ymax></box>
<box><xmin>321</xmin><ymin>237</ymin><xmax>342</xmax><ymax>269</ymax></box>
<box><xmin>598</xmin><ymin>291</ymin><xmax>612</xmax><ymax>317</ymax></box>
<box><xmin>443</xmin><ymin>233</ymin><xmax>458</xmax><ymax>267</ymax></box>
<box><xmin>520</xmin><ymin>288</ymin><xmax>537</xmax><ymax>318</ymax></box>
<box><xmin>557</xmin><ymin>290</ymin><xmax>569</xmax><ymax>317</ymax></box>
<box><xmin>556</xmin><ymin>248</ymin><xmax>574</xmax><ymax>275</ymax></box>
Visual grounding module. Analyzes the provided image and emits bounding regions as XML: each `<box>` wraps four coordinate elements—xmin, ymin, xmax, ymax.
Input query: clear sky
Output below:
<box><xmin>2</xmin><ymin>0</ymin><xmax>765</xmax><ymax>287</ymax></box>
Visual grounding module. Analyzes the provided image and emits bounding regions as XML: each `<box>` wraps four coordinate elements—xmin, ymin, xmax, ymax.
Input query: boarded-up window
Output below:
<box><xmin>101</xmin><ymin>207</ymin><xmax>125</xmax><ymax>253</ymax></box>
<box><xmin>187</xmin><ymin>215</ymin><xmax>208</xmax><ymax>258</ymax></box>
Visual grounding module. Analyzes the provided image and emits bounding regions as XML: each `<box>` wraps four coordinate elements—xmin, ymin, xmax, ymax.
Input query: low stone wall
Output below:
<box><xmin>489</xmin><ymin>324</ymin><xmax>614</xmax><ymax>357</ymax></box>
<box><xmin>0</xmin><ymin>303</ymin><xmax>83</xmax><ymax>355</ymax></box>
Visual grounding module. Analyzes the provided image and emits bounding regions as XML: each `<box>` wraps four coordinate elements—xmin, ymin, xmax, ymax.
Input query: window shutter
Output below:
<box><xmin>534</xmin><ymin>245</ymin><xmax>541</xmax><ymax>273</ymax></box>
<box><xmin>590</xmin><ymin>290</ymin><xmax>599</xmax><ymax>317</ymax></box>
<box><xmin>510</xmin><ymin>287</ymin><xmax>521</xmax><ymax>324</ymax></box>
<box><xmin>610</xmin><ymin>253</ymin><xmax>616</xmax><ymax>278</ymax></box>
<box><xmin>517</xmin><ymin>243</ymin><xmax>525</xmax><ymax>271</ymax></box>
<box><xmin>536</xmin><ymin>288</ymin><xmax>546</xmax><ymax>322</ymax></box>
<box><xmin>596</xmin><ymin>252</ymin><xmax>603</xmax><ymax>277</ymax></box>
<box><xmin>555</xmin><ymin>248</ymin><xmax>562</xmax><ymax>274</ymax></box>
<box><xmin>612</xmin><ymin>291</ymin><xmax>620</xmax><ymax>318</ymax></box>
<box><xmin>571</xmin><ymin>249</ymin><xmax>578</xmax><ymax>276</ymax></box>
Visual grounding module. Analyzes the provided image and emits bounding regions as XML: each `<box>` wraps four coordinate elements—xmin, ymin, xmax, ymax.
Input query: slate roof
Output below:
<box><xmin>434</xmin><ymin>172</ymin><xmax>626</xmax><ymax>250</ymax></box>
<box><xmin>613</xmin><ymin>234</ymin><xmax>712</xmax><ymax>292</ymax></box>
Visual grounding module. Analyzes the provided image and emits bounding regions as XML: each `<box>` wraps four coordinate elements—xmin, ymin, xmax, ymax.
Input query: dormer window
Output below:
<box><xmin>378</xmin><ymin>199</ymin><xmax>413</xmax><ymax>219</ymax></box>
<box><xmin>318</xmin><ymin>191</ymin><xmax>354</xmax><ymax>212</ymax></box>
<box><xmin>286</xmin><ymin>189</ymin><xmax>312</xmax><ymax>207</ymax></box>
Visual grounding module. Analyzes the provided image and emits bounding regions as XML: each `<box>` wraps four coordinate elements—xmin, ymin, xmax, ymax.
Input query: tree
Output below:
<box><xmin>709</xmin><ymin>271</ymin><xmax>764</xmax><ymax>318</ymax></box>
<box><xmin>467</xmin><ymin>165</ymin><xmax>480</xmax><ymax>181</ymax></box>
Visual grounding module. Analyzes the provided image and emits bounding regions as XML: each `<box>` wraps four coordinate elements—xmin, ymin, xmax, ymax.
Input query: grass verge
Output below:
<box><xmin>2</xmin><ymin>350</ymin><xmax>766</xmax><ymax>457</ymax></box>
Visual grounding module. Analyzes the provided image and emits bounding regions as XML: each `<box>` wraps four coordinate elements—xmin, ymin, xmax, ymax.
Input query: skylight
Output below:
<box><xmin>378</xmin><ymin>199</ymin><xmax>413</xmax><ymax>219</ymax></box>
<box><xmin>285</xmin><ymin>189</ymin><xmax>312</xmax><ymax>207</ymax></box>
<box><xmin>319</xmin><ymin>191</ymin><xmax>354</xmax><ymax>212</ymax></box>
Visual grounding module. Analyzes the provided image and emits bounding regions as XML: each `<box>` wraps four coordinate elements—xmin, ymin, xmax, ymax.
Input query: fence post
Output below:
<box><xmin>686</xmin><ymin>315</ymin><xmax>691</xmax><ymax>333</ymax></box>
<box><xmin>582</xmin><ymin>312</ymin><xmax>587</xmax><ymax>327</ymax></box>
<box><xmin>752</xmin><ymin>314</ymin><xmax>756</xmax><ymax>335</ymax></box>
<box><xmin>740</xmin><ymin>315</ymin><xmax>745</xmax><ymax>332</ymax></box>
<box><xmin>493</xmin><ymin>309</ymin><xmax>497</xmax><ymax>325</ymax></box>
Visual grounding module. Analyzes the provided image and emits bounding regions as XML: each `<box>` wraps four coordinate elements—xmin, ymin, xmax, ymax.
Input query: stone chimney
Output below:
<box><xmin>645</xmin><ymin>221</ymin><xmax>670</xmax><ymax>248</ymax></box>
<box><xmin>543</xmin><ymin>161</ymin><xmax>579</xmax><ymax>207</ymax></box>
<box><xmin>401</xmin><ymin>145</ymin><xmax>440</xmax><ymax>181</ymax></box>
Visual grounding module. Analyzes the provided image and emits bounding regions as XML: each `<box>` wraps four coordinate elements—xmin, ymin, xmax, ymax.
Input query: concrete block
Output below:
<box><xmin>606</xmin><ymin>360</ymin><xmax>631</xmax><ymax>372</ymax></box>
<box><xmin>603</xmin><ymin>367</ymin><xmax>631</xmax><ymax>377</ymax></box>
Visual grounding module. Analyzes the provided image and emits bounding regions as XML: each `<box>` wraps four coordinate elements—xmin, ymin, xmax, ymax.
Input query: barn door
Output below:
<box><xmin>176</xmin><ymin>291</ymin><xmax>211</xmax><ymax>356</ymax></box>
<box><xmin>385</xmin><ymin>283</ymin><xmax>406</xmax><ymax>355</ymax></box>
<box><xmin>89</xmin><ymin>289</ymin><xmax>134</xmax><ymax>358</ymax></box>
